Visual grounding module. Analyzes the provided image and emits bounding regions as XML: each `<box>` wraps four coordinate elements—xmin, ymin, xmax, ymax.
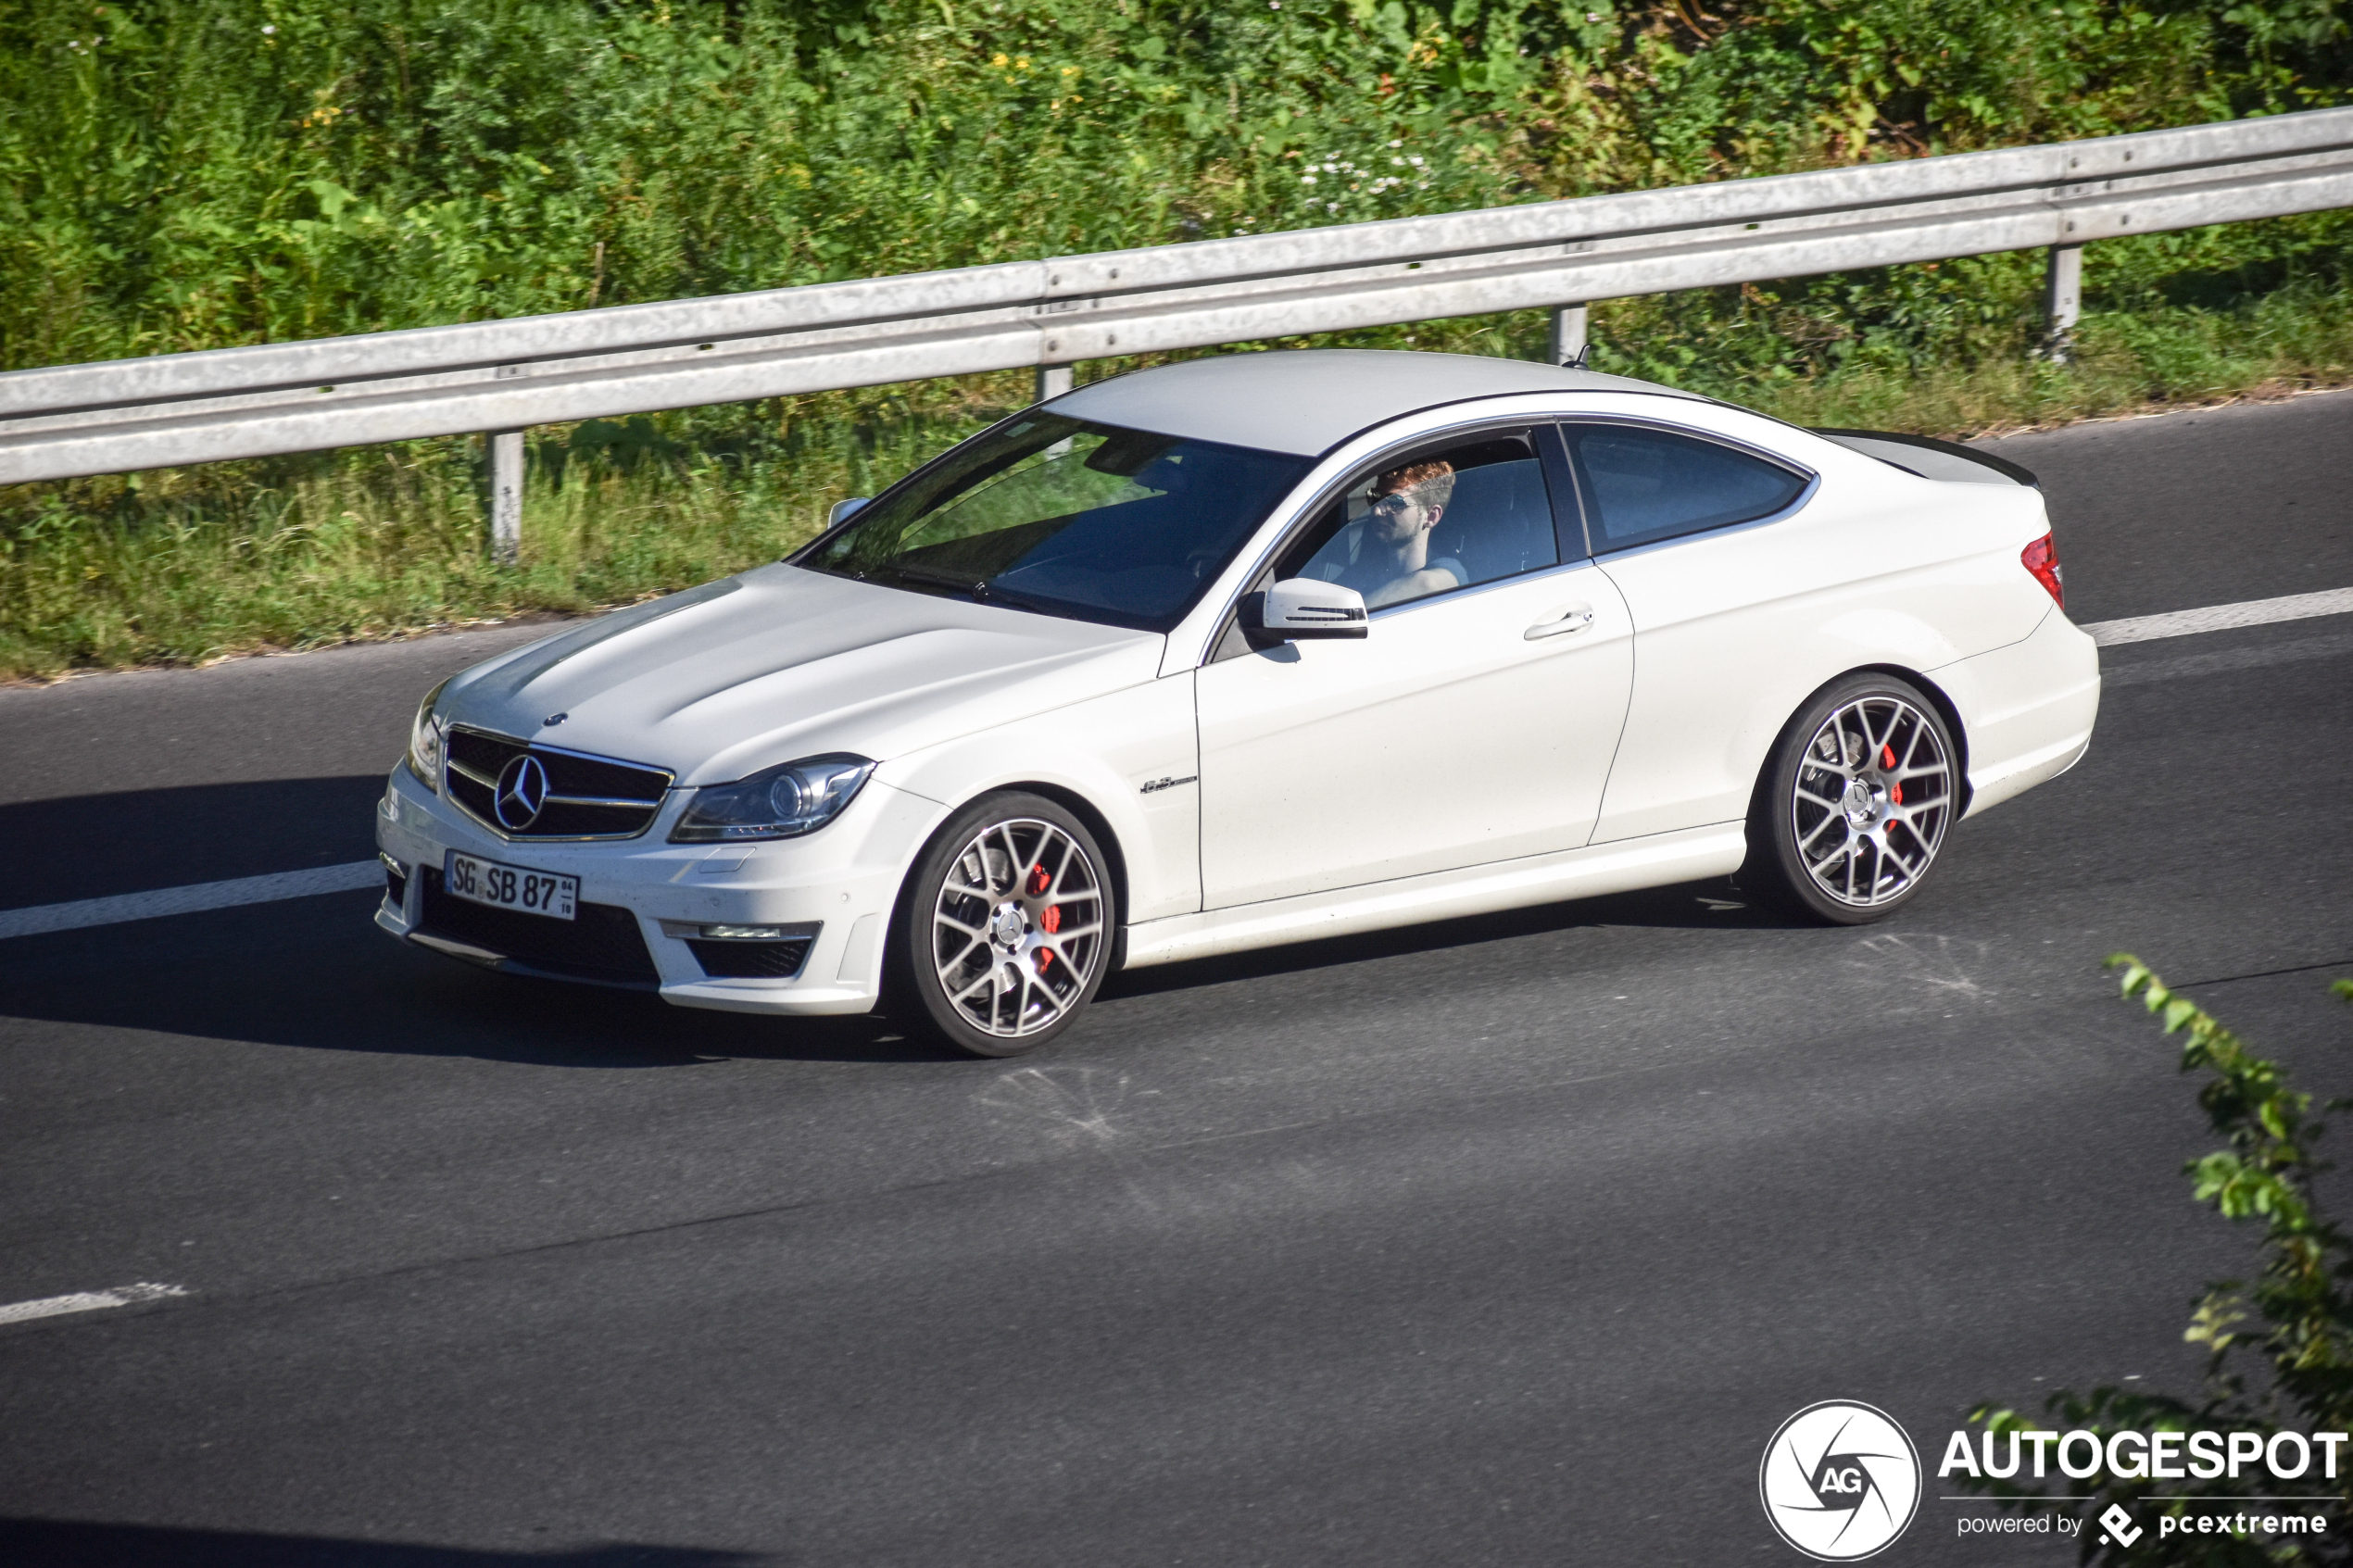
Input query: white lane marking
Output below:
<box><xmin>2084</xmin><ymin>585</ymin><xmax>2353</xmax><ymax>646</ymax></box>
<box><xmin>0</xmin><ymin>586</ymin><xmax>2346</xmax><ymax>943</ymax></box>
<box><xmin>0</xmin><ymin>1282</ymin><xmax>188</xmax><ymax>1326</ymax></box>
<box><xmin>0</xmin><ymin>860</ymin><xmax>380</xmax><ymax>940</ymax></box>
<box><xmin>2105</xmin><ymin>626</ymin><xmax>2353</xmax><ymax>688</ymax></box>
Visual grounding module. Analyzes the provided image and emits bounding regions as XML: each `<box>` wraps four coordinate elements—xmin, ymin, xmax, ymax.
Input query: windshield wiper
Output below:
<box><xmin>973</xmin><ymin>581</ymin><xmax>1063</xmax><ymax>615</ymax></box>
<box><xmin>883</xmin><ymin>563</ymin><xmax>1060</xmax><ymax>616</ymax></box>
<box><xmin>880</xmin><ymin>562</ymin><xmax>988</xmax><ymax>598</ymax></box>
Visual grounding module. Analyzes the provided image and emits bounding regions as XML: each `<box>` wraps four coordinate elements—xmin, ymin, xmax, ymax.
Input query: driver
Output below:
<box><xmin>1319</xmin><ymin>460</ymin><xmax>1465</xmax><ymax>608</ymax></box>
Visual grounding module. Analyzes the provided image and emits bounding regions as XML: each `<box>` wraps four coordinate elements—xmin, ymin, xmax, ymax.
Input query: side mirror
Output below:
<box><xmin>828</xmin><ymin>497</ymin><xmax>871</xmax><ymax>527</ymax></box>
<box><xmin>1249</xmin><ymin>578</ymin><xmax>1368</xmax><ymax>643</ymax></box>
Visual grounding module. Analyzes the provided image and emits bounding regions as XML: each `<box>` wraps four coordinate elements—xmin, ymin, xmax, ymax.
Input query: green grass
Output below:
<box><xmin>6</xmin><ymin>270</ymin><xmax>2349</xmax><ymax>683</ymax></box>
<box><xmin>3</xmin><ymin>0</ymin><xmax>2348</xmax><ymax>679</ymax></box>
<box><xmin>0</xmin><ymin>395</ymin><xmax>968</xmax><ymax>677</ymax></box>
<box><xmin>1745</xmin><ymin>275</ymin><xmax>2353</xmax><ymax>431</ymax></box>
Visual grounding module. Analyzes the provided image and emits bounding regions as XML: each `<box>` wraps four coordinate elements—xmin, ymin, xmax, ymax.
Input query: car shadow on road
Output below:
<box><xmin>1101</xmin><ymin>874</ymin><xmax>1802</xmax><ymax>999</ymax></box>
<box><xmin>0</xmin><ymin>1517</ymin><xmax>760</xmax><ymax>1567</ymax></box>
<box><xmin>0</xmin><ymin>776</ymin><xmax>396</xmax><ymax>911</ymax></box>
<box><xmin>0</xmin><ymin>890</ymin><xmax>957</xmax><ymax>1068</ymax></box>
<box><xmin>0</xmin><ymin>872</ymin><xmax>1802</xmax><ymax>1070</ymax></box>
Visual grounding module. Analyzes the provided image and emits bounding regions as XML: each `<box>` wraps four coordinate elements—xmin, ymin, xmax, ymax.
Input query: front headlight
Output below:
<box><xmin>669</xmin><ymin>754</ymin><xmax>875</xmax><ymax>843</ymax></box>
<box><xmin>406</xmin><ymin>678</ymin><xmax>450</xmax><ymax>792</ymax></box>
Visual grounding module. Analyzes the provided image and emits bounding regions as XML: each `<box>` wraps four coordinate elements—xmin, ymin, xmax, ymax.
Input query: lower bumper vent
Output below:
<box><xmin>416</xmin><ymin>869</ymin><xmax>660</xmax><ymax>987</ymax></box>
<box><xmin>687</xmin><ymin>937</ymin><xmax>814</xmax><ymax>980</ymax></box>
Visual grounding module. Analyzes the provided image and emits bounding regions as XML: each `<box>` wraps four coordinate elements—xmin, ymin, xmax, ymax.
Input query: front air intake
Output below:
<box><xmin>415</xmin><ymin>869</ymin><xmax>660</xmax><ymax>985</ymax></box>
<box><xmin>686</xmin><ymin>937</ymin><xmax>817</xmax><ymax>980</ymax></box>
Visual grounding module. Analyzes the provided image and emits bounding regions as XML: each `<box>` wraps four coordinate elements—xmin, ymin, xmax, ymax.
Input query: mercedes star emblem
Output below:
<box><xmin>493</xmin><ymin>754</ymin><xmax>550</xmax><ymax>831</ymax></box>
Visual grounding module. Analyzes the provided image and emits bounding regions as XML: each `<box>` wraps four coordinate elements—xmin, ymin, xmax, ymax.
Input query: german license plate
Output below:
<box><xmin>444</xmin><ymin>850</ymin><xmax>577</xmax><ymax>920</ymax></box>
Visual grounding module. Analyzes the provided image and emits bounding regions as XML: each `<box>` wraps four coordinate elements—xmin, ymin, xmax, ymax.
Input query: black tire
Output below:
<box><xmin>1745</xmin><ymin>673</ymin><xmax>1961</xmax><ymax>925</ymax></box>
<box><xmin>887</xmin><ymin>792</ymin><xmax>1117</xmax><ymax>1058</ymax></box>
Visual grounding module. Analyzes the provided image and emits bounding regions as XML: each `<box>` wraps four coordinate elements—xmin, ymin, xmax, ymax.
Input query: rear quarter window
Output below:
<box><xmin>1565</xmin><ymin>423</ymin><xmax>1810</xmax><ymax>552</ymax></box>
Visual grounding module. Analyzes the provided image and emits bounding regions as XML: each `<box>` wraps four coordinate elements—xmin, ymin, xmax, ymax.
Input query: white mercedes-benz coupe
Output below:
<box><xmin>375</xmin><ymin>349</ymin><xmax>2098</xmax><ymax>1056</ymax></box>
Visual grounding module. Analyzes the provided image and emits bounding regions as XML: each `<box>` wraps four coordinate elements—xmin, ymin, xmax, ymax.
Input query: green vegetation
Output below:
<box><xmin>3</xmin><ymin>0</ymin><xmax>2349</xmax><ymax>677</ymax></box>
<box><xmin>1957</xmin><ymin>962</ymin><xmax>2353</xmax><ymax>1564</ymax></box>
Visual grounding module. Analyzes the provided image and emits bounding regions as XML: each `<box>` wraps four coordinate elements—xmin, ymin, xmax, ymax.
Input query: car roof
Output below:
<box><xmin>1046</xmin><ymin>348</ymin><xmax>1703</xmax><ymax>458</ymax></box>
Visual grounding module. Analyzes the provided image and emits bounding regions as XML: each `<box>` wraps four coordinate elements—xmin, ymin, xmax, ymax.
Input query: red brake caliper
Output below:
<box><xmin>1881</xmin><ymin>744</ymin><xmax>1903</xmax><ymax>806</ymax></box>
<box><xmin>1030</xmin><ymin>864</ymin><xmax>1057</xmax><ymax>971</ymax></box>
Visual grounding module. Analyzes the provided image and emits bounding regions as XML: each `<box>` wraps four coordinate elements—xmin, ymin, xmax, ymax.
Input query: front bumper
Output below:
<box><xmin>372</xmin><ymin>762</ymin><xmax>941</xmax><ymax>1016</ymax></box>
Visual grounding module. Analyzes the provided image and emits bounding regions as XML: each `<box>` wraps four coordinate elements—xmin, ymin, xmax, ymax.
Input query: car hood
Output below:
<box><xmin>443</xmin><ymin>563</ymin><xmax>1165</xmax><ymax>788</ymax></box>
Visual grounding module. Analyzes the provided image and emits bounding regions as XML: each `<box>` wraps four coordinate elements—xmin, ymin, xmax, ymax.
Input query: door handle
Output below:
<box><xmin>1525</xmin><ymin>602</ymin><xmax>1595</xmax><ymax>640</ymax></box>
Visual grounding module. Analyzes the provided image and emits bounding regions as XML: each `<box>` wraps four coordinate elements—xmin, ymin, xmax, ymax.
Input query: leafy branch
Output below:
<box><xmin>1956</xmin><ymin>959</ymin><xmax>2353</xmax><ymax>1565</ymax></box>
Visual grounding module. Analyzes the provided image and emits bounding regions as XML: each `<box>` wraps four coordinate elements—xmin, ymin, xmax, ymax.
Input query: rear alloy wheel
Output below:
<box><xmin>1751</xmin><ymin>675</ymin><xmax>1959</xmax><ymax>924</ymax></box>
<box><xmin>892</xmin><ymin>793</ymin><xmax>1114</xmax><ymax>1058</ymax></box>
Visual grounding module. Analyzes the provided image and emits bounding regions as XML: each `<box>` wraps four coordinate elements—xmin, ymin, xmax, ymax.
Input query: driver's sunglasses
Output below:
<box><xmin>1370</xmin><ymin>493</ymin><xmax>1416</xmax><ymax>517</ymax></box>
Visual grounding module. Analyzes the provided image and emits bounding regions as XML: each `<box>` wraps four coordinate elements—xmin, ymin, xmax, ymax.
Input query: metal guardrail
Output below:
<box><xmin>5</xmin><ymin>107</ymin><xmax>2350</xmax><ymax>503</ymax></box>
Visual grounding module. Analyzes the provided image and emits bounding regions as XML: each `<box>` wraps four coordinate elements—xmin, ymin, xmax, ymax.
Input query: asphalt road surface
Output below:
<box><xmin>2</xmin><ymin>391</ymin><xmax>2349</xmax><ymax>1567</ymax></box>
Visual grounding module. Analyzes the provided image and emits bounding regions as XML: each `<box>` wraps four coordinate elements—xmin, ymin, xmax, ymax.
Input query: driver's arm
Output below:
<box><xmin>1365</xmin><ymin>567</ymin><xmax>1459</xmax><ymax>608</ymax></box>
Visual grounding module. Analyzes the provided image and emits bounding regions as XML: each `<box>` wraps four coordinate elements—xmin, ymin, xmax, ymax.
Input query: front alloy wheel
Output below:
<box><xmin>894</xmin><ymin>793</ymin><xmax>1114</xmax><ymax>1057</ymax></box>
<box><xmin>1753</xmin><ymin>676</ymin><xmax>1959</xmax><ymax>924</ymax></box>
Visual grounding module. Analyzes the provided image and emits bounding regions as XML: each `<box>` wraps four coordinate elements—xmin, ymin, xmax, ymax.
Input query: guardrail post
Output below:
<box><xmin>489</xmin><ymin>430</ymin><xmax>524</xmax><ymax>565</ymax></box>
<box><xmin>1549</xmin><ymin>305</ymin><xmax>1589</xmax><ymax>367</ymax></box>
<box><xmin>1036</xmin><ymin>364</ymin><xmax>1074</xmax><ymax>404</ymax></box>
<box><xmin>2042</xmin><ymin>245</ymin><xmax>2082</xmax><ymax>363</ymax></box>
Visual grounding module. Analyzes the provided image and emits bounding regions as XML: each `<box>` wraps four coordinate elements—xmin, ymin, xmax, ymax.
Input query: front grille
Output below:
<box><xmin>416</xmin><ymin>868</ymin><xmax>660</xmax><ymax>986</ymax></box>
<box><xmin>443</xmin><ymin>725</ymin><xmax>673</xmax><ymax>840</ymax></box>
<box><xmin>687</xmin><ymin>937</ymin><xmax>815</xmax><ymax>979</ymax></box>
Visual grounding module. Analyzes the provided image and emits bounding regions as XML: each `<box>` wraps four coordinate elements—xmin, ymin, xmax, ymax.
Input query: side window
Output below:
<box><xmin>1278</xmin><ymin>433</ymin><xmax>1560</xmax><ymax>612</ymax></box>
<box><xmin>1563</xmin><ymin>423</ymin><xmax>1809</xmax><ymax>552</ymax></box>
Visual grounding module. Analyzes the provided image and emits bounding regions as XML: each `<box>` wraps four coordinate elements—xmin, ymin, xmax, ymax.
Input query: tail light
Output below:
<box><xmin>2020</xmin><ymin>532</ymin><xmax>2064</xmax><ymax>608</ymax></box>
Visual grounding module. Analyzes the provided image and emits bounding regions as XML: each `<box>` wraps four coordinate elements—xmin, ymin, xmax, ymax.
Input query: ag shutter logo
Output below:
<box><xmin>1760</xmin><ymin>1400</ymin><xmax>1923</xmax><ymax>1561</ymax></box>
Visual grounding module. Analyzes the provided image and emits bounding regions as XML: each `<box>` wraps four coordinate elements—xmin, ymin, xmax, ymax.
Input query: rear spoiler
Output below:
<box><xmin>1809</xmin><ymin>429</ymin><xmax>2038</xmax><ymax>489</ymax></box>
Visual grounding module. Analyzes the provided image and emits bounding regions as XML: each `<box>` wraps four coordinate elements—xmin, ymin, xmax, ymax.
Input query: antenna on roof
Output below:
<box><xmin>1564</xmin><ymin>344</ymin><xmax>1592</xmax><ymax>370</ymax></box>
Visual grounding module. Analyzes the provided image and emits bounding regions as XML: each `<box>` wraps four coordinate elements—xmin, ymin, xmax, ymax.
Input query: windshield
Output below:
<box><xmin>799</xmin><ymin>413</ymin><xmax>1313</xmax><ymax>632</ymax></box>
